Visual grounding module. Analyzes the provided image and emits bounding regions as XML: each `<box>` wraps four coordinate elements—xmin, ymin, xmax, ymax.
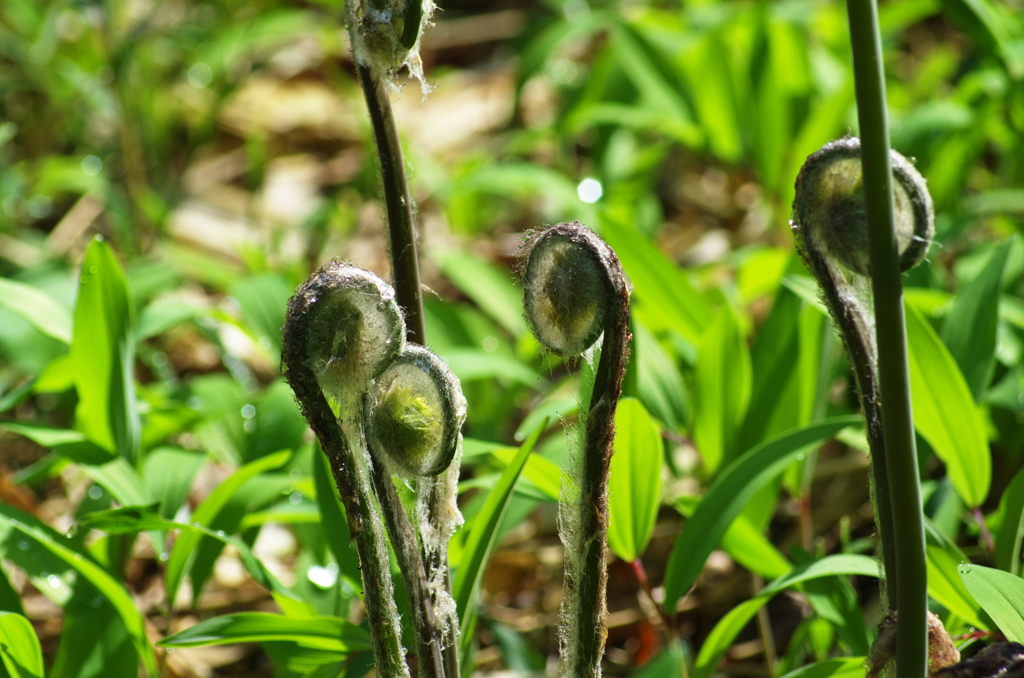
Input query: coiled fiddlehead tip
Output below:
<box><xmin>368</xmin><ymin>344</ymin><xmax>466</xmax><ymax>478</ymax></box>
<box><xmin>283</xmin><ymin>260</ymin><xmax>405</xmax><ymax>404</ymax></box>
<box><xmin>793</xmin><ymin>137</ymin><xmax>935</xmax><ymax>276</ymax></box>
<box><xmin>523</xmin><ymin>222</ymin><xmax>623</xmax><ymax>357</ymax></box>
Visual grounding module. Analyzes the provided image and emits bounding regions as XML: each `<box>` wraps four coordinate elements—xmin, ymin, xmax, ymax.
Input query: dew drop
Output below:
<box><xmin>47</xmin><ymin>574</ymin><xmax>61</xmax><ymax>589</ymax></box>
<box><xmin>216</xmin><ymin>530</ymin><xmax>225</xmax><ymax>537</ymax></box>
<box><xmin>89</xmin><ymin>265</ymin><xmax>98</xmax><ymax>274</ymax></box>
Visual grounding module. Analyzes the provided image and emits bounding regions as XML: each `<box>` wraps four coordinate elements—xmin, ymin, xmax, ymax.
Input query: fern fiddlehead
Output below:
<box><xmin>523</xmin><ymin>222</ymin><xmax>631</xmax><ymax>678</ymax></box>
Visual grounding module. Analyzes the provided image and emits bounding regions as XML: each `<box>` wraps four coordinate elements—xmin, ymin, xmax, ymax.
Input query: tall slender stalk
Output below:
<box><xmin>846</xmin><ymin>3</ymin><xmax>928</xmax><ymax>677</ymax></box>
<box><xmin>356</xmin><ymin>64</ymin><xmax>426</xmax><ymax>344</ymax></box>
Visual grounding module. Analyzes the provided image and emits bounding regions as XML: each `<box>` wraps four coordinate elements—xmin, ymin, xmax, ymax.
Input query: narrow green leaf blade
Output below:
<box><xmin>0</xmin><ymin>504</ymin><xmax>156</xmax><ymax>675</ymax></box>
<box><xmin>778</xmin><ymin>657</ymin><xmax>866</xmax><ymax>678</ymax></box>
<box><xmin>608</xmin><ymin>398</ymin><xmax>663</xmax><ymax>562</ymax></box>
<box><xmin>994</xmin><ymin>467</ymin><xmax>1024</xmax><ymax>574</ymax></box>
<box><xmin>159</xmin><ymin>612</ymin><xmax>370</xmax><ymax>653</ymax></box>
<box><xmin>694</xmin><ymin>308</ymin><xmax>751</xmax><ymax>474</ymax></box>
<box><xmin>0</xmin><ymin>612</ymin><xmax>44</xmax><ymax>678</ymax></box>
<box><xmin>693</xmin><ymin>555</ymin><xmax>878</xmax><ymax>678</ymax></box>
<box><xmin>906</xmin><ymin>304</ymin><xmax>991</xmax><ymax>507</ymax></box>
<box><xmin>165</xmin><ymin>449</ymin><xmax>291</xmax><ymax>605</ymax></box>
<box><xmin>926</xmin><ymin>546</ymin><xmax>986</xmax><ymax>629</ymax></box>
<box><xmin>959</xmin><ymin>564</ymin><xmax>1024</xmax><ymax>642</ymax></box>
<box><xmin>942</xmin><ymin>238</ymin><xmax>1014</xmax><ymax>400</ymax></box>
<box><xmin>438</xmin><ymin>252</ymin><xmax>527</xmax><ymax>337</ymax></box>
<box><xmin>601</xmin><ymin>219</ymin><xmax>711</xmax><ymax>355</ymax></box>
<box><xmin>454</xmin><ymin>419</ymin><xmax>546</xmax><ymax>666</ymax></box>
<box><xmin>0</xmin><ymin>278</ymin><xmax>72</xmax><ymax>344</ymax></box>
<box><xmin>663</xmin><ymin>416</ymin><xmax>860</xmax><ymax>611</ymax></box>
<box><xmin>72</xmin><ymin>237</ymin><xmax>140</xmax><ymax>461</ymax></box>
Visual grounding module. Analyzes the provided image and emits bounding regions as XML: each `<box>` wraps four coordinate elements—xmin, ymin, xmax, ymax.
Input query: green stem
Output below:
<box><xmin>846</xmin><ymin>3</ymin><xmax>928</xmax><ymax>678</ymax></box>
<box><xmin>356</xmin><ymin>63</ymin><xmax>426</xmax><ymax>345</ymax></box>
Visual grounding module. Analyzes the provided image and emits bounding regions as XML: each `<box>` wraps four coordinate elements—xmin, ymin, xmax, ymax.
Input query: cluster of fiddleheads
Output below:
<box><xmin>282</xmin><ymin>260</ymin><xmax>465</xmax><ymax>678</ymax></box>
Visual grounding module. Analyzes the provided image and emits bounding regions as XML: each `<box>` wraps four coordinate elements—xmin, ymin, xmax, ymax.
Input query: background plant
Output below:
<box><xmin>1</xmin><ymin>0</ymin><xmax>1024</xmax><ymax>676</ymax></box>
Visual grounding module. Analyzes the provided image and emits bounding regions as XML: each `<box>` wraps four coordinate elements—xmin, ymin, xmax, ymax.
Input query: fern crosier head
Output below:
<box><xmin>368</xmin><ymin>344</ymin><xmax>466</xmax><ymax>478</ymax></box>
<box><xmin>283</xmin><ymin>260</ymin><xmax>406</xmax><ymax>405</ymax></box>
<box><xmin>793</xmin><ymin>137</ymin><xmax>934</xmax><ymax>277</ymax></box>
<box><xmin>522</xmin><ymin>222</ymin><xmax>624</xmax><ymax>357</ymax></box>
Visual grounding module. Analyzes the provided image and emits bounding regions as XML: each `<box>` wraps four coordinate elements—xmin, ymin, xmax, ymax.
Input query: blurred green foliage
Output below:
<box><xmin>1</xmin><ymin>0</ymin><xmax>1024</xmax><ymax>675</ymax></box>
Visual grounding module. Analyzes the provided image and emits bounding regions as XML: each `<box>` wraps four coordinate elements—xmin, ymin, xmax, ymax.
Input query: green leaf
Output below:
<box><xmin>632</xmin><ymin>320</ymin><xmax>688</xmax><ymax>431</ymax></box>
<box><xmin>926</xmin><ymin>545</ymin><xmax>986</xmax><ymax>629</ymax></box>
<box><xmin>165</xmin><ymin>450</ymin><xmax>291</xmax><ymax>606</ymax></box>
<box><xmin>778</xmin><ymin>657</ymin><xmax>866</xmax><ymax>678</ymax></box>
<box><xmin>719</xmin><ymin>513</ymin><xmax>792</xmax><ymax>580</ymax></box>
<box><xmin>80</xmin><ymin>456</ymin><xmax>152</xmax><ymax>507</ymax></box>
<box><xmin>0</xmin><ymin>564</ymin><xmax>24</xmax><ymax>617</ymax></box>
<box><xmin>663</xmin><ymin>416</ymin><xmax>861</xmax><ymax>611</ymax></box>
<box><xmin>0</xmin><ymin>277</ymin><xmax>72</xmax><ymax>344</ymax></box>
<box><xmin>142</xmin><ymin>447</ymin><xmax>206</xmax><ymax>520</ymax></box>
<box><xmin>312</xmin><ymin>450</ymin><xmax>361</xmax><ymax>589</ymax></box>
<box><xmin>632</xmin><ymin>639</ymin><xmax>687</xmax><ymax>678</ymax></box>
<box><xmin>159</xmin><ymin>612</ymin><xmax>370</xmax><ymax>653</ymax></box>
<box><xmin>608</xmin><ymin>398</ymin><xmax>663</xmax><ymax>562</ymax></box>
<box><xmin>454</xmin><ymin>419</ymin><xmax>546</xmax><ymax>670</ymax></box>
<box><xmin>78</xmin><ymin>504</ymin><xmax>309</xmax><ymax>616</ymax></box>
<box><xmin>694</xmin><ymin>307</ymin><xmax>751</xmax><ymax>474</ymax></box>
<box><xmin>438</xmin><ymin>252</ymin><xmax>527</xmax><ymax>337</ymax></box>
<box><xmin>693</xmin><ymin>555</ymin><xmax>878</xmax><ymax>678</ymax></box>
<box><xmin>959</xmin><ymin>563</ymin><xmax>1024</xmax><ymax>642</ymax></box>
<box><xmin>72</xmin><ymin>237</ymin><xmax>140</xmax><ymax>462</ymax></box>
<box><xmin>0</xmin><ymin>504</ymin><xmax>156</xmax><ymax>675</ymax></box>
<box><xmin>0</xmin><ymin>612</ymin><xmax>44</xmax><ymax>678</ymax></box>
<box><xmin>674</xmin><ymin>495</ymin><xmax>791</xmax><ymax>580</ymax></box>
<box><xmin>439</xmin><ymin>348</ymin><xmax>539</xmax><ymax>386</ymax></box>
<box><xmin>601</xmin><ymin>219</ymin><xmax>711</xmax><ymax>358</ymax></box>
<box><xmin>906</xmin><ymin>304</ymin><xmax>991</xmax><ymax>507</ymax></box>
<box><xmin>609</xmin><ymin>20</ymin><xmax>701</xmax><ymax>146</ymax></box>
<box><xmin>942</xmin><ymin>237</ymin><xmax>1014</xmax><ymax>400</ymax></box>
<box><xmin>229</xmin><ymin>274</ymin><xmax>292</xmax><ymax>359</ymax></box>
<box><xmin>994</xmin><ymin>467</ymin><xmax>1024</xmax><ymax>574</ymax></box>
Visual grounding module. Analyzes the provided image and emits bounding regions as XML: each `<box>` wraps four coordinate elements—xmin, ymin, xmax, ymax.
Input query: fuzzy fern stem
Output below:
<box><xmin>523</xmin><ymin>222</ymin><xmax>631</xmax><ymax>678</ymax></box>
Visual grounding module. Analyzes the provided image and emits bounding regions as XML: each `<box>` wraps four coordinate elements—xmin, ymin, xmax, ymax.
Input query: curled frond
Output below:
<box><xmin>368</xmin><ymin>344</ymin><xmax>467</xmax><ymax>478</ymax></box>
<box><xmin>523</xmin><ymin>222</ymin><xmax>624</xmax><ymax>357</ymax></box>
<box><xmin>793</xmin><ymin>137</ymin><xmax>934</xmax><ymax>277</ymax></box>
<box><xmin>283</xmin><ymin>260</ymin><xmax>405</xmax><ymax>405</ymax></box>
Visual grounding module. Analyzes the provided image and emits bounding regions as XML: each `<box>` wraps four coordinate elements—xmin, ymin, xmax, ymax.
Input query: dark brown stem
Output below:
<box><xmin>356</xmin><ymin>63</ymin><xmax>426</xmax><ymax>345</ymax></box>
<box><xmin>570</xmin><ymin>260</ymin><xmax>630</xmax><ymax>678</ymax></box>
<box><xmin>370</xmin><ymin>456</ymin><xmax>446</xmax><ymax>678</ymax></box>
<box><xmin>282</xmin><ymin>296</ymin><xmax>410</xmax><ymax>678</ymax></box>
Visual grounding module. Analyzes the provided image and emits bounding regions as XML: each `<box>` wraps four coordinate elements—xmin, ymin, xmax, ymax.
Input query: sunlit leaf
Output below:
<box><xmin>608</xmin><ymin>398</ymin><xmax>663</xmax><ymax>562</ymax></box>
<box><xmin>906</xmin><ymin>304</ymin><xmax>990</xmax><ymax>507</ymax></box>
<box><xmin>959</xmin><ymin>563</ymin><xmax>1024</xmax><ymax>642</ymax></box>
<box><xmin>0</xmin><ymin>277</ymin><xmax>72</xmax><ymax>344</ymax></box>
<box><xmin>694</xmin><ymin>307</ymin><xmax>751</xmax><ymax>474</ymax></box>
<box><xmin>72</xmin><ymin>237</ymin><xmax>140</xmax><ymax>462</ymax></box>
<box><xmin>160</xmin><ymin>612</ymin><xmax>370</xmax><ymax>653</ymax></box>
<box><xmin>0</xmin><ymin>612</ymin><xmax>44</xmax><ymax>678</ymax></box>
<box><xmin>664</xmin><ymin>416</ymin><xmax>860</xmax><ymax>611</ymax></box>
<box><xmin>693</xmin><ymin>555</ymin><xmax>878</xmax><ymax>678</ymax></box>
<box><xmin>454</xmin><ymin>419</ymin><xmax>546</xmax><ymax>670</ymax></box>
